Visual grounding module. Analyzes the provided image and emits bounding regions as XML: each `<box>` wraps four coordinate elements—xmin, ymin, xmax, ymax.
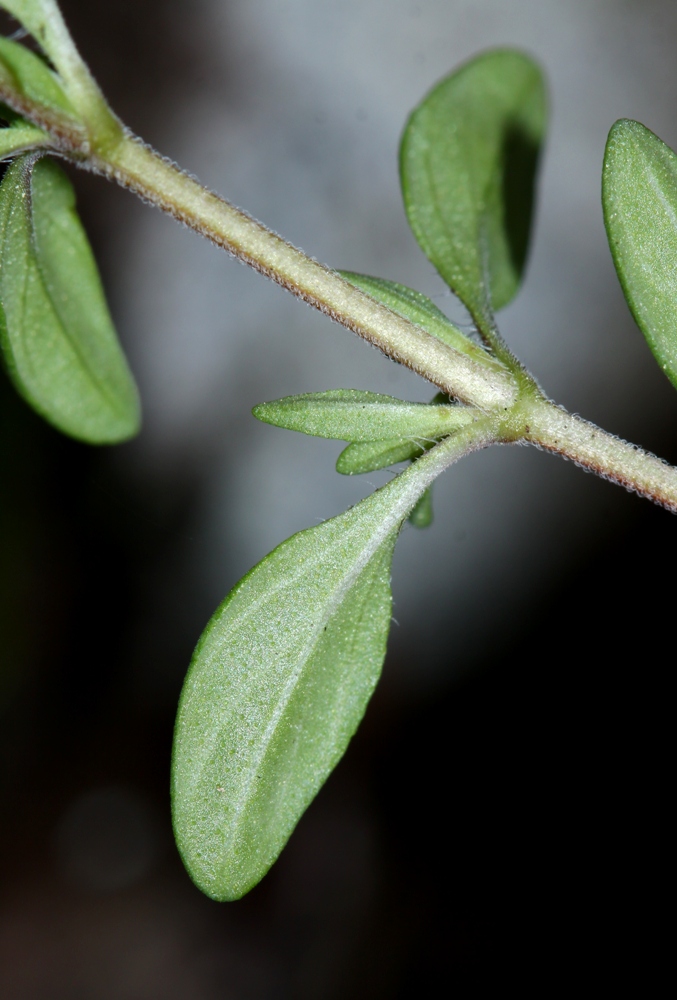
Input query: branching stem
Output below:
<box><xmin>3</xmin><ymin>54</ymin><xmax>677</xmax><ymax>512</ymax></box>
<box><xmin>91</xmin><ymin>134</ymin><xmax>516</xmax><ymax>412</ymax></box>
<box><xmin>91</xmin><ymin>134</ymin><xmax>677</xmax><ymax>514</ymax></box>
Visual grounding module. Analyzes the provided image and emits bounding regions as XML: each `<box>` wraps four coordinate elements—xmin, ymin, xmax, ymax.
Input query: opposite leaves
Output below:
<box><xmin>0</xmin><ymin>155</ymin><xmax>140</xmax><ymax>442</ymax></box>
<box><xmin>400</xmin><ymin>49</ymin><xmax>546</xmax><ymax>332</ymax></box>
<box><xmin>171</xmin><ymin>450</ymin><xmax>443</xmax><ymax>901</ymax></box>
<box><xmin>603</xmin><ymin>120</ymin><xmax>677</xmax><ymax>391</ymax></box>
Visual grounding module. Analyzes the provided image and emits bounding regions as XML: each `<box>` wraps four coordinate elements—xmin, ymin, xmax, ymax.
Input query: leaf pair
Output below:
<box><xmin>253</xmin><ymin>385</ymin><xmax>479</xmax><ymax>532</ymax></box>
<box><xmin>0</xmin><ymin>154</ymin><xmax>139</xmax><ymax>442</ymax></box>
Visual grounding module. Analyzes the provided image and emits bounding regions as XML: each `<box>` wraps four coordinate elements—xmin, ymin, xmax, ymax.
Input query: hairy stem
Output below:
<box><xmin>89</xmin><ymin>135</ymin><xmax>677</xmax><ymax>513</ymax></box>
<box><xmin>523</xmin><ymin>398</ymin><xmax>677</xmax><ymax>512</ymax></box>
<box><xmin>91</xmin><ymin>134</ymin><xmax>516</xmax><ymax>412</ymax></box>
<box><xmin>5</xmin><ymin>53</ymin><xmax>676</xmax><ymax>512</ymax></box>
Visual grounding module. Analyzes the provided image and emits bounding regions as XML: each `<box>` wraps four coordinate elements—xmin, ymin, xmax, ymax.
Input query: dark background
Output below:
<box><xmin>1</xmin><ymin>1</ymin><xmax>675</xmax><ymax>995</ymax></box>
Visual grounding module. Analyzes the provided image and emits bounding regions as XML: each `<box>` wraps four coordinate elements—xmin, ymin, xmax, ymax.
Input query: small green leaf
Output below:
<box><xmin>253</xmin><ymin>389</ymin><xmax>477</xmax><ymax>443</ymax></box>
<box><xmin>0</xmin><ymin>155</ymin><xmax>140</xmax><ymax>443</ymax></box>
<box><xmin>400</xmin><ymin>49</ymin><xmax>546</xmax><ymax>327</ymax></box>
<box><xmin>408</xmin><ymin>486</ymin><xmax>433</xmax><ymax>528</ymax></box>
<box><xmin>0</xmin><ymin>119</ymin><xmax>49</xmax><ymax>159</ymax></box>
<box><xmin>172</xmin><ymin>454</ymin><xmax>435</xmax><ymax>901</ymax></box>
<box><xmin>339</xmin><ymin>270</ymin><xmax>500</xmax><ymax>368</ymax></box>
<box><xmin>336</xmin><ymin>437</ymin><xmax>424</xmax><ymax>475</ymax></box>
<box><xmin>0</xmin><ymin>34</ymin><xmax>80</xmax><ymax>123</ymax></box>
<box><xmin>0</xmin><ymin>1</ymin><xmax>66</xmax><ymax>67</ymax></box>
<box><xmin>603</xmin><ymin>119</ymin><xmax>677</xmax><ymax>390</ymax></box>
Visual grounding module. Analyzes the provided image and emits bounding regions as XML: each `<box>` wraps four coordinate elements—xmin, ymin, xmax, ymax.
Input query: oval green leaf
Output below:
<box><xmin>253</xmin><ymin>388</ymin><xmax>477</xmax><ymax>442</ymax></box>
<box><xmin>0</xmin><ymin>155</ymin><xmax>140</xmax><ymax>443</ymax></box>
<box><xmin>172</xmin><ymin>454</ymin><xmax>437</xmax><ymax>901</ymax></box>
<box><xmin>603</xmin><ymin>119</ymin><xmax>677</xmax><ymax>390</ymax></box>
<box><xmin>400</xmin><ymin>49</ymin><xmax>546</xmax><ymax>329</ymax></box>
<box><xmin>339</xmin><ymin>270</ymin><xmax>501</xmax><ymax>369</ymax></box>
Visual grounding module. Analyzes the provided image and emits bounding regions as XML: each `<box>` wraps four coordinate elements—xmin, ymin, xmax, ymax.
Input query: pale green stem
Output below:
<box><xmin>91</xmin><ymin>135</ymin><xmax>517</xmax><ymax>412</ymax></box>
<box><xmin>522</xmin><ymin>398</ymin><xmax>677</xmax><ymax>513</ymax></box>
<box><xmin>87</xmin><ymin>135</ymin><xmax>677</xmax><ymax>514</ymax></box>
<box><xmin>1</xmin><ymin>38</ymin><xmax>676</xmax><ymax>512</ymax></box>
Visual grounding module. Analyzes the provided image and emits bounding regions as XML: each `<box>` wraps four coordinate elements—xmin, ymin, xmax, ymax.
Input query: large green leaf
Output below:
<box><xmin>603</xmin><ymin>119</ymin><xmax>677</xmax><ymax>390</ymax></box>
<box><xmin>172</xmin><ymin>450</ymin><xmax>441</xmax><ymax>901</ymax></box>
<box><xmin>253</xmin><ymin>388</ymin><xmax>477</xmax><ymax>442</ymax></box>
<box><xmin>400</xmin><ymin>49</ymin><xmax>546</xmax><ymax>328</ymax></box>
<box><xmin>339</xmin><ymin>270</ymin><xmax>500</xmax><ymax>368</ymax></box>
<box><xmin>0</xmin><ymin>155</ymin><xmax>140</xmax><ymax>443</ymax></box>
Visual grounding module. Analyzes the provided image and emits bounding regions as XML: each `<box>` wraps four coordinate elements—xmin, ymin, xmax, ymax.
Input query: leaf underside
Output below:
<box><xmin>172</xmin><ymin>456</ymin><xmax>435</xmax><ymax>901</ymax></box>
<box><xmin>0</xmin><ymin>155</ymin><xmax>140</xmax><ymax>443</ymax></box>
<box><xmin>603</xmin><ymin>119</ymin><xmax>677</xmax><ymax>390</ymax></box>
<box><xmin>400</xmin><ymin>48</ymin><xmax>546</xmax><ymax>328</ymax></box>
<box><xmin>253</xmin><ymin>388</ymin><xmax>476</xmax><ymax>443</ymax></box>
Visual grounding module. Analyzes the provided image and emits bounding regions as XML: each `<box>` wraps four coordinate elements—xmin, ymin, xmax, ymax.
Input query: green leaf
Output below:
<box><xmin>0</xmin><ymin>119</ymin><xmax>49</xmax><ymax>159</ymax></box>
<box><xmin>0</xmin><ymin>155</ymin><xmax>140</xmax><ymax>443</ymax></box>
<box><xmin>603</xmin><ymin>119</ymin><xmax>677</xmax><ymax>390</ymax></box>
<box><xmin>336</xmin><ymin>437</ymin><xmax>424</xmax><ymax>475</ymax></box>
<box><xmin>172</xmin><ymin>454</ymin><xmax>436</xmax><ymax>901</ymax></box>
<box><xmin>0</xmin><ymin>34</ymin><xmax>79</xmax><ymax>123</ymax></box>
<box><xmin>339</xmin><ymin>270</ymin><xmax>500</xmax><ymax>369</ymax></box>
<box><xmin>253</xmin><ymin>388</ymin><xmax>477</xmax><ymax>443</ymax></box>
<box><xmin>400</xmin><ymin>49</ymin><xmax>546</xmax><ymax>327</ymax></box>
<box><xmin>408</xmin><ymin>486</ymin><xmax>433</xmax><ymax>528</ymax></box>
<box><xmin>0</xmin><ymin>1</ymin><xmax>66</xmax><ymax>66</ymax></box>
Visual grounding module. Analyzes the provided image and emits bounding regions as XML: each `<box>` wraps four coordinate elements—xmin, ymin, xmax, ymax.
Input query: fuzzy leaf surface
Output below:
<box><xmin>253</xmin><ymin>389</ymin><xmax>477</xmax><ymax>442</ymax></box>
<box><xmin>0</xmin><ymin>120</ymin><xmax>48</xmax><ymax>159</ymax></box>
<box><xmin>336</xmin><ymin>437</ymin><xmax>424</xmax><ymax>475</ymax></box>
<box><xmin>172</xmin><ymin>455</ymin><xmax>438</xmax><ymax>901</ymax></box>
<box><xmin>400</xmin><ymin>49</ymin><xmax>546</xmax><ymax>326</ymax></box>
<box><xmin>339</xmin><ymin>270</ymin><xmax>499</xmax><ymax>368</ymax></box>
<box><xmin>0</xmin><ymin>155</ymin><xmax>140</xmax><ymax>442</ymax></box>
<box><xmin>603</xmin><ymin>119</ymin><xmax>677</xmax><ymax>390</ymax></box>
<box><xmin>0</xmin><ymin>35</ymin><xmax>78</xmax><ymax>122</ymax></box>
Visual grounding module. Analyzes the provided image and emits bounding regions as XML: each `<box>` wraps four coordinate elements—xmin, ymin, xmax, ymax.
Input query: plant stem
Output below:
<box><xmin>89</xmin><ymin>134</ymin><xmax>677</xmax><ymax>513</ymax></box>
<box><xmin>5</xmin><ymin>72</ymin><xmax>673</xmax><ymax>513</ymax></box>
<box><xmin>523</xmin><ymin>398</ymin><xmax>677</xmax><ymax>512</ymax></box>
<box><xmin>92</xmin><ymin>134</ymin><xmax>516</xmax><ymax>412</ymax></box>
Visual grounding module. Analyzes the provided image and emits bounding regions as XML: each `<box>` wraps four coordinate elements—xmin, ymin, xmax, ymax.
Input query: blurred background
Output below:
<box><xmin>1</xmin><ymin>0</ymin><xmax>675</xmax><ymax>994</ymax></box>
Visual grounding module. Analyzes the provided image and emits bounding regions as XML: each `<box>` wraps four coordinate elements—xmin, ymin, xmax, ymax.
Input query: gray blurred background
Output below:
<box><xmin>1</xmin><ymin>1</ymin><xmax>676</xmax><ymax>995</ymax></box>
